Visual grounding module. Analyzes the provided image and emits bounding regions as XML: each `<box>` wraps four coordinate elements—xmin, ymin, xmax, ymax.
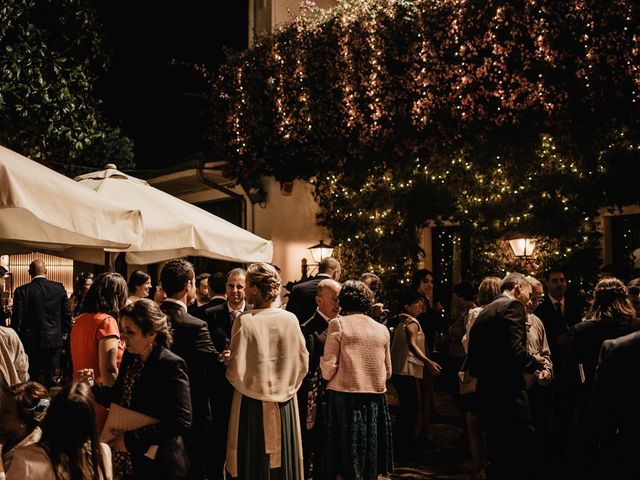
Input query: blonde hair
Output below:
<box><xmin>246</xmin><ymin>263</ymin><xmax>281</xmax><ymax>301</ymax></box>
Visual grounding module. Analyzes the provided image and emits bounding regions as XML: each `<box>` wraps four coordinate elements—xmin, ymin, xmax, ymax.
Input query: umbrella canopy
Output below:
<box><xmin>74</xmin><ymin>165</ymin><xmax>273</xmax><ymax>265</ymax></box>
<box><xmin>0</xmin><ymin>146</ymin><xmax>144</xmax><ymax>256</ymax></box>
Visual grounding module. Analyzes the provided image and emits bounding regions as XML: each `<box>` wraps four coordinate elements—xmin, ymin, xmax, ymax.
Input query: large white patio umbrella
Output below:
<box><xmin>74</xmin><ymin>164</ymin><xmax>273</xmax><ymax>265</ymax></box>
<box><xmin>0</xmin><ymin>146</ymin><xmax>144</xmax><ymax>256</ymax></box>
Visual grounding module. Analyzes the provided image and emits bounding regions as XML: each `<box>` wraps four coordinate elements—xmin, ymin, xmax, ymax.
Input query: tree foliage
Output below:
<box><xmin>0</xmin><ymin>0</ymin><xmax>133</xmax><ymax>176</ymax></box>
<box><xmin>210</xmin><ymin>0</ymin><xmax>640</xmax><ymax>287</ymax></box>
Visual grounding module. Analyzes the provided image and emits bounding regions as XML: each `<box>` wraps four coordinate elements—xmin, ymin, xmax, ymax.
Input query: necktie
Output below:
<box><xmin>231</xmin><ymin>310</ymin><xmax>241</xmax><ymax>322</ymax></box>
<box><xmin>554</xmin><ymin>302</ymin><xmax>563</xmax><ymax>316</ymax></box>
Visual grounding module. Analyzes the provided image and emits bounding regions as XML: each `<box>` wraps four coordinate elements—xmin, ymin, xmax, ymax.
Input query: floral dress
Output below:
<box><xmin>112</xmin><ymin>356</ymin><xmax>144</xmax><ymax>480</ymax></box>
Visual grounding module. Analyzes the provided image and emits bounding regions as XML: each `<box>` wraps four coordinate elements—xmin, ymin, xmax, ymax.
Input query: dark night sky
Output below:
<box><xmin>90</xmin><ymin>2</ymin><xmax>249</xmax><ymax>171</ymax></box>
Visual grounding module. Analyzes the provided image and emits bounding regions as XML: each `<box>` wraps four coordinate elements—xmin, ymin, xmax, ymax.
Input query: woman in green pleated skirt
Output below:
<box><xmin>227</xmin><ymin>391</ymin><xmax>303</xmax><ymax>480</ymax></box>
<box><xmin>224</xmin><ymin>263</ymin><xmax>309</xmax><ymax>480</ymax></box>
<box><xmin>316</xmin><ymin>390</ymin><xmax>393</xmax><ymax>480</ymax></box>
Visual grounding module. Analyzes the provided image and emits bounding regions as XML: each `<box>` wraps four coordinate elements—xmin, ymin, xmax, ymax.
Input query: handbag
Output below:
<box><xmin>458</xmin><ymin>369</ymin><xmax>477</xmax><ymax>395</ymax></box>
<box><xmin>458</xmin><ymin>355</ymin><xmax>477</xmax><ymax>395</ymax></box>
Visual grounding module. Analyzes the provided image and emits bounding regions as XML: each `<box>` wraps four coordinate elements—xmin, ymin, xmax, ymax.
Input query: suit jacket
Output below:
<box><xmin>203</xmin><ymin>301</ymin><xmax>242</xmax><ymax>477</ymax></box>
<box><xmin>467</xmin><ymin>294</ymin><xmax>538</xmax><ymax>418</ymax></box>
<box><xmin>534</xmin><ymin>294</ymin><xmax>585</xmax><ymax>368</ymax></box>
<box><xmin>93</xmin><ymin>347</ymin><xmax>192</xmax><ymax>480</ymax></box>
<box><xmin>204</xmin><ymin>301</ymin><xmax>245</xmax><ymax>353</ymax></box>
<box><xmin>591</xmin><ymin>330</ymin><xmax>640</xmax><ymax>478</ymax></box>
<box><xmin>188</xmin><ymin>297</ymin><xmax>226</xmax><ymax>321</ymax></box>
<box><xmin>11</xmin><ymin>277</ymin><xmax>72</xmax><ymax>351</ymax></box>
<box><xmin>565</xmin><ymin>316</ymin><xmax>638</xmax><ymax>387</ymax></box>
<box><xmin>286</xmin><ymin>275</ymin><xmax>330</xmax><ymax>324</ymax></box>
<box><xmin>161</xmin><ymin>301</ymin><xmax>220</xmax><ymax>426</ymax></box>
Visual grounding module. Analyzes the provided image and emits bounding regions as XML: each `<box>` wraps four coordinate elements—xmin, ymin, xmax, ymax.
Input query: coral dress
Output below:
<box><xmin>70</xmin><ymin>312</ymin><xmax>122</xmax><ymax>432</ymax></box>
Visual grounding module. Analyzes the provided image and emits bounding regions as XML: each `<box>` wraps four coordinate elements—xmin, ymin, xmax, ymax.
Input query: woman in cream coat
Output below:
<box><xmin>225</xmin><ymin>263</ymin><xmax>308</xmax><ymax>480</ymax></box>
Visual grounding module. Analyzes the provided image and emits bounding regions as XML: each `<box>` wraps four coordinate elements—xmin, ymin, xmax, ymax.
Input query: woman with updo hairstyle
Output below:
<box><xmin>563</xmin><ymin>277</ymin><xmax>640</xmax><ymax>441</ymax></box>
<box><xmin>82</xmin><ymin>299</ymin><xmax>192</xmax><ymax>480</ymax></box>
<box><xmin>225</xmin><ymin>263</ymin><xmax>308</xmax><ymax>480</ymax></box>
<box><xmin>318</xmin><ymin>280</ymin><xmax>393</xmax><ymax>480</ymax></box>
<box><xmin>3</xmin><ymin>382</ymin><xmax>112</xmax><ymax>480</ymax></box>
<box><xmin>0</xmin><ymin>382</ymin><xmax>50</xmax><ymax>472</ymax></box>
<box><xmin>126</xmin><ymin>271</ymin><xmax>151</xmax><ymax>305</ymax></box>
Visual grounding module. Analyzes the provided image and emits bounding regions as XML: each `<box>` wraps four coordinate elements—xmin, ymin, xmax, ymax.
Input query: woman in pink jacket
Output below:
<box><xmin>319</xmin><ymin>280</ymin><xmax>393</xmax><ymax>480</ymax></box>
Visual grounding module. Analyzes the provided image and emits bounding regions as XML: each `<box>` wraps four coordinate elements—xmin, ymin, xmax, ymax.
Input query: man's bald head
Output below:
<box><xmin>316</xmin><ymin>279</ymin><xmax>341</xmax><ymax>319</ymax></box>
<box><xmin>28</xmin><ymin>259</ymin><xmax>46</xmax><ymax>278</ymax></box>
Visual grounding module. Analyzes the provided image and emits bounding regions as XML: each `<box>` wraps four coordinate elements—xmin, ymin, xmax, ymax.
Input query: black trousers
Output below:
<box><xmin>480</xmin><ymin>389</ymin><xmax>534</xmax><ymax>480</ymax></box>
<box><xmin>27</xmin><ymin>347</ymin><xmax>61</xmax><ymax>388</ymax></box>
<box><xmin>392</xmin><ymin>374</ymin><xmax>419</xmax><ymax>453</ymax></box>
<box><xmin>210</xmin><ymin>380</ymin><xmax>234</xmax><ymax>480</ymax></box>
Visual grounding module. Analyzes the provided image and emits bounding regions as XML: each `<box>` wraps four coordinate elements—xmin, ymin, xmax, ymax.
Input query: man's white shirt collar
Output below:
<box><xmin>227</xmin><ymin>301</ymin><xmax>246</xmax><ymax>314</ymax></box>
<box><xmin>315</xmin><ymin>308</ymin><xmax>334</xmax><ymax>323</ymax></box>
<box><xmin>164</xmin><ymin>298</ymin><xmax>188</xmax><ymax>311</ymax></box>
<box><xmin>548</xmin><ymin>295</ymin><xmax>564</xmax><ymax>306</ymax></box>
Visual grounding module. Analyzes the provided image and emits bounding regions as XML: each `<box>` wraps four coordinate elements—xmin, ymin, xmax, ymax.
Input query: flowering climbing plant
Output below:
<box><xmin>209</xmin><ymin>0</ymin><xmax>640</xmax><ymax>290</ymax></box>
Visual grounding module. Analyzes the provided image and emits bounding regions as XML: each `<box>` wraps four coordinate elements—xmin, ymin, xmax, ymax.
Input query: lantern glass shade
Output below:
<box><xmin>509</xmin><ymin>238</ymin><xmax>536</xmax><ymax>258</ymax></box>
<box><xmin>308</xmin><ymin>240</ymin><xmax>334</xmax><ymax>264</ymax></box>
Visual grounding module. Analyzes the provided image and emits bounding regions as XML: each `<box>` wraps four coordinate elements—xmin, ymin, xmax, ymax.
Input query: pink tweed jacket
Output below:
<box><xmin>320</xmin><ymin>313</ymin><xmax>392</xmax><ymax>394</ymax></box>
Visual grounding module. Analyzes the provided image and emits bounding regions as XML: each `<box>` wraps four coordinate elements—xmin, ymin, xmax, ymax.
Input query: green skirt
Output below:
<box><xmin>317</xmin><ymin>390</ymin><xmax>394</xmax><ymax>480</ymax></box>
<box><xmin>228</xmin><ymin>393</ymin><xmax>303</xmax><ymax>480</ymax></box>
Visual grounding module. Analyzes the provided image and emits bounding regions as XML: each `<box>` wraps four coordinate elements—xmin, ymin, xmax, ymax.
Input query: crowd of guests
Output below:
<box><xmin>1</xmin><ymin>257</ymin><xmax>639</xmax><ymax>480</ymax></box>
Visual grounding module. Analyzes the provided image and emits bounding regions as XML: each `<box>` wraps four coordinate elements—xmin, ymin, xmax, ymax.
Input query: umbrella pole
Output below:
<box><xmin>104</xmin><ymin>252</ymin><xmax>117</xmax><ymax>273</ymax></box>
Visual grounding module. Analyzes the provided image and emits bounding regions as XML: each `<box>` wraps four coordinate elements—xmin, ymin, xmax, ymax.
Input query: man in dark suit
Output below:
<box><xmin>591</xmin><ymin>331</ymin><xmax>640</xmax><ymax>479</ymax></box>
<box><xmin>204</xmin><ymin>267</ymin><xmax>246</xmax><ymax>479</ymax></box>
<box><xmin>187</xmin><ymin>272</ymin><xmax>211</xmax><ymax>318</ymax></box>
<box><xmin>160</xmin><ymin>259</ymin><xmax>222</xmax><ymax>480</ymax></box>
<box><xmin>533</xmin><ymin>267</ymin><xmax>585</xmax><ymax>456</ymax></box>
<box><xmin>189</xmin><ymin>272</ymin><xmax>226</xmax><ymax>321</ymax></box>
<box><xmin>296</xmin><ymin>278</ymin><xmax>341</xmax><ymax>479</ymax></box>
<box><xmin>534</xmin><ymin>268</ymin><xmax>585</xmax><ymax>369</ymax></box>
<box><xmin>286</xmin><ymin>257</ymin><xmax>340</xmax><ymax>323</ymax></box>
<box><xmin>11</xmin><ymin>259</ymin><xmax>72</xmax><ymax>387</ymax></box>
<box><xmin>467</xmin><ymin>272</ymin><xmax>544</xmax><ymax>480</ymax></box>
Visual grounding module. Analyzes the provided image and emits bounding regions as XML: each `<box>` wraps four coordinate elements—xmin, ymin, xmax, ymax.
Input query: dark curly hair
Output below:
<box><xmin>410</xmin><ymin>269</ymin><xmax>433</xmax><ymax>292</ymax></box>
<box><xmin>339</xmin><ymin>280</ymin><xmax>374</xmax><ymax>314</ymax></box>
